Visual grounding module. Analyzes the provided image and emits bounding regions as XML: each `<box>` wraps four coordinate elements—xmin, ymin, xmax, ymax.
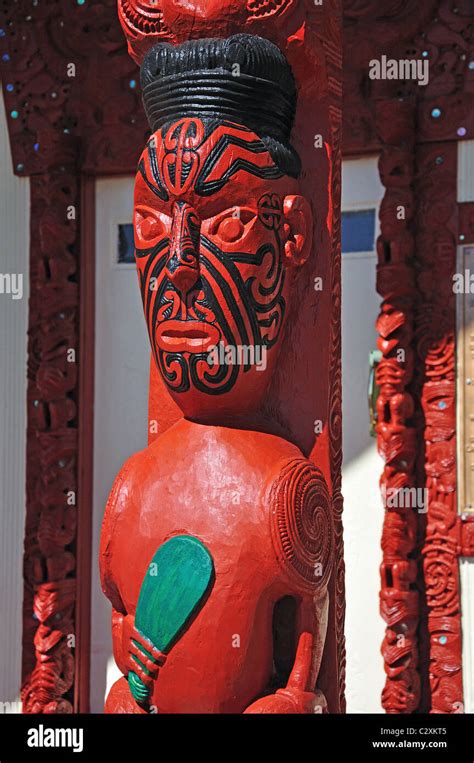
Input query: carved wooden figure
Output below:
<box><xmin>100</xmin><ymin>33</ymin><xmax>336</xmax><ymax>714</ymax></box>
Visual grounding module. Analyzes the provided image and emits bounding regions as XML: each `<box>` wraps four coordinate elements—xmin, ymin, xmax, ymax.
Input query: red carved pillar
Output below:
<box><xmin>414</xmin><ymin>143</ymin><xmax>462</xmax><ymax>713</ymax></box>
<box><xmin>348</xmin><ymin>0</ymin><xmax>471</xmax><ymax>714</ymax></box>
<box><xmin>22</xmin><ymin>169</ymin><xmax>80</xmax><ymax>714</ymax></box>
<box><xmin>409</xmin><ymin>0</ymin><xmax>474</xmax><ymax>712</ymax></box>
<box><xmin>100</xmin><ymin>0</ymin><xmax>344</xmax><ymax>713</ymax></box>
<box><xmin>375</xmin><ymin>101</ymin><xmax>420</xmax><ymax>714</ymax></box>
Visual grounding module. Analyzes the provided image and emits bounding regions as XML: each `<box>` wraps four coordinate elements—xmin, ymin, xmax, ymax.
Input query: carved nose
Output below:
<box><xmin>167</xmin><ymin>202</ymin><xmax>201</xmax><ymax>294</ymax></box>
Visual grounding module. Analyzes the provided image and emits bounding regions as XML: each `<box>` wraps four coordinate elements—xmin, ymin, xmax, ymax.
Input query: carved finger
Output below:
<box><xmin>286</xmin><ymin>631</ymin><xmax>313</xmax><ymax>692</ymax></box>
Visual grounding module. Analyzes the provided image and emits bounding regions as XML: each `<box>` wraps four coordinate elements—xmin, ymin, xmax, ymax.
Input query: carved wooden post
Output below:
<box><xmin>343</xmin><ymin>0</ymin><xmax>471</xmax><ymax>714</ymax></box>
<box><xmin>375</xmin><ymin>100</ymin><xmax>420</xmax><ymax>714</ymax></box>
<box><xmin>100</xmin><ymin>0</ymin><xmax>344</xmax><ymax>712</ymax></box>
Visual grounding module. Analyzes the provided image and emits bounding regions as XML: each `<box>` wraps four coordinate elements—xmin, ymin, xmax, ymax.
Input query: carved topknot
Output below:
<box><xmin>140</xmin><ymin>34</ymin><xmax>301</xmax><ymax>176</ymax></box>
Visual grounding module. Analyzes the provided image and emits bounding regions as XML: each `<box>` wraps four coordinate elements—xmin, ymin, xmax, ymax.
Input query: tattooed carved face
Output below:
<box><xmin>134</xmin><ymin>117</ymin><xmax>312</xmax><ymax>421</ymax></box>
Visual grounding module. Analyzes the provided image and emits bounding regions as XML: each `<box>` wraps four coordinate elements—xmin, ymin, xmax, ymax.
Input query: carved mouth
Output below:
<box><xmin>247</xmin><ymin>0</ymin><xmax>294</xmax><ymax>19</ymax></box>
<box><xmin>119</xmin><ymin>0</ymin><xmax>167</xmax><ymax>34</ymax></box>
<box><xmin>156</xmin><ymin>320</ymin><xmax>220</xmax><ymax>353</ymax></box>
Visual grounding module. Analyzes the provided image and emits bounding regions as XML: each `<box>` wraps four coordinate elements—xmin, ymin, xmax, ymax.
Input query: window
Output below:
<box><xmin>342</xmin><ymin>209</ymin><xmax>376</xmax><ymax>254</ymax></box>
<box><xmin>117</xmin><ymin>223</ymin><xmax>135</xmax><ymax>264</ymax></box>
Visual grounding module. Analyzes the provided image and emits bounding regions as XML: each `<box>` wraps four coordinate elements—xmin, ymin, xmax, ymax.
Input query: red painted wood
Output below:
<box><xmin>21</xmin><ymin>168</ymin><xmax>79</xmax><ymax>713</ymax></box>
<box><xmin>459</xmin><ymin>203</ymin><xmax>474</xmax><ymax>244</ymax></box>
<box><xmin>0</xmin><ymin>1</ymin><xmax>147</xmax><ymax>177</ymax></box>
<box><xmin>343</xmin><ymin>0</ymin><xmax>470</xmax><ymax>714</ymax></box>
<box><xmin>342</xmin><ymin>1</ymin><xmax>437</xmax><ymax>156</ymax></box>
<box><xmin>101</xmin><ymin>0</ymin><xmax>344</xmax><ymax>713</ymax></box>
<box><xmin>75</xmin><ymin>176</ymin><xmax>96</xmax><ymax>714</ymax></box>
<box><xmin>375</xmin><ymin>99</ymin><xmax>421</xmax><ymax>715</ymax></box>
<box><xmin>460</xmin><ymin>516</ymin><xmax>474</xmax><ymax>558</ymax></box>
<box><xmin>102</xmin><ymin>422</ymin><xmax>335</xmax><ymax>712</ymax></box>
<box><xmin>415</xmin><ymin>142</ymin><xmax>462</xmax><ymax>713</ymax></box>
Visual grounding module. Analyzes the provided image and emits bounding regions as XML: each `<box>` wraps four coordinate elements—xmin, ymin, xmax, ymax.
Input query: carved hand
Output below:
<box><xmin>243</xmin><ymin>632</ymin><xmax>327</xmax><ymax>714</ymax></box>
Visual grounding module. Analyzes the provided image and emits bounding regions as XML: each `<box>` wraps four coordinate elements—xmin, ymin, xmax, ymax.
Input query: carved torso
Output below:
<box><xmin>101</xmin><ymin>418</ymin><xmax>332</xmax><ymax>712</ymax></box>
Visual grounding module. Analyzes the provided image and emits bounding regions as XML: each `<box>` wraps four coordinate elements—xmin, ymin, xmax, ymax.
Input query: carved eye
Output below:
<box><xmin>212</xmin><ymin>208</ymin><xmax>255</xmax><ymax>243</ymax></box>
<box><xmin>216</xmin><ymin>217</ymin><xmax>245</xmax><ymax>242</ymax></box>
<box><xmin>135</xmin><ymin>208</ymin><xmax>165</xmax><ymax>243</ymax></box>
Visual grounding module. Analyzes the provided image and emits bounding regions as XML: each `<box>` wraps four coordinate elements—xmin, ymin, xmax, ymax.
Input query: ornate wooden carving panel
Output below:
<box><xmin>343</xmin><ymin>0</ymin><xmax>472</xmax><ymax>713</ymax></box>
<box><xmin>21</xmin><ymin>169</ymin><xmax>79</xmax><ymax>713</ymax></box>
<box><xmin>414</xmin><ymin>142</ymin><xmax>462</xmax><ymax>713</ymax></box>
<box><xmin>0</xmin><ymin>0</ymin><xmax>147</xmax><ymax>177</ymax></box>
<box><xmin>0</xmin><ymin>0</ymin><xmax>148</xmax><ymax>712</ymax></box>
<box><xmin>375</xmin><ymin>101</ymin><xmax>420</xmax><ymax>714</ymax></box>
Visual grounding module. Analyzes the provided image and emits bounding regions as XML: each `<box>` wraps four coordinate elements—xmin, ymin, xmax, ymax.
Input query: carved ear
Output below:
<box><xmin>282</xmin><ymin>195</ymin><xmax>313</xmax><ymax>267</ymax></box>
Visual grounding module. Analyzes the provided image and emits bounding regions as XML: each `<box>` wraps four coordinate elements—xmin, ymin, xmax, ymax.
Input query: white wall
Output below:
<box><xmin>342</xmin><ymin>157</ymin><xmax>386</xmax><ymax>712</ymax></box>
<box><xmin>457</xmin><ymin>140</ymin><xmax>474</xmax><ymax>203</ymax></box>
<box><xmin>460</xmin><ymin>559</ymin><xmax>474</xmax><ymax>713</ymax></box>
<box><xmin>0</xmin><ymin>93</ymin><xmax>29</xmax><ymax>711</ymax></box>
<box><xmin>90</xmin><ymin>177</ymin><xmax>150</xmax><ymax>712</ymax></box>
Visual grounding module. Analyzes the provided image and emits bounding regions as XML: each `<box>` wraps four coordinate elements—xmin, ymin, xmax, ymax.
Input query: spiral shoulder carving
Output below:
<box><xmin>269</xmin><ymin>458</ymin><xmax>334</xmax><ymax>592</ymax></box>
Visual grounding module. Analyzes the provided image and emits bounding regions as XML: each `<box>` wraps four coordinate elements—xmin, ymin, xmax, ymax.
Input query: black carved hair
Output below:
<box><xmin>140</xmin><ymin>34</ymin><xmax>301</xmax><ymax>178</ymax></box>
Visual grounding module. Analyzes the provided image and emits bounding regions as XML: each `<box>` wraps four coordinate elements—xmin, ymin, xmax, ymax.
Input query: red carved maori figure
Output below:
<box><xmin>100</xmin><ymin>34</ymin><xmax>335</xmax><ymax>713</ymax></box>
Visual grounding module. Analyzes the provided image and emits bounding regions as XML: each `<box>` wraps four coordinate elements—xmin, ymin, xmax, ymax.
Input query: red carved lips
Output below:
<box><xmin>155</xmin><ymin>320</ymin><xmax>220</xmax><ymax>353</ymax></box>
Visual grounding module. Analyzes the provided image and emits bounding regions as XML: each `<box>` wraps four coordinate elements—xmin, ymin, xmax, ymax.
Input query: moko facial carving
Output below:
<box><xmin>134</xmin><ymin>35</ymin><xmax>312</xmax><ymax>420</ymax></box>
